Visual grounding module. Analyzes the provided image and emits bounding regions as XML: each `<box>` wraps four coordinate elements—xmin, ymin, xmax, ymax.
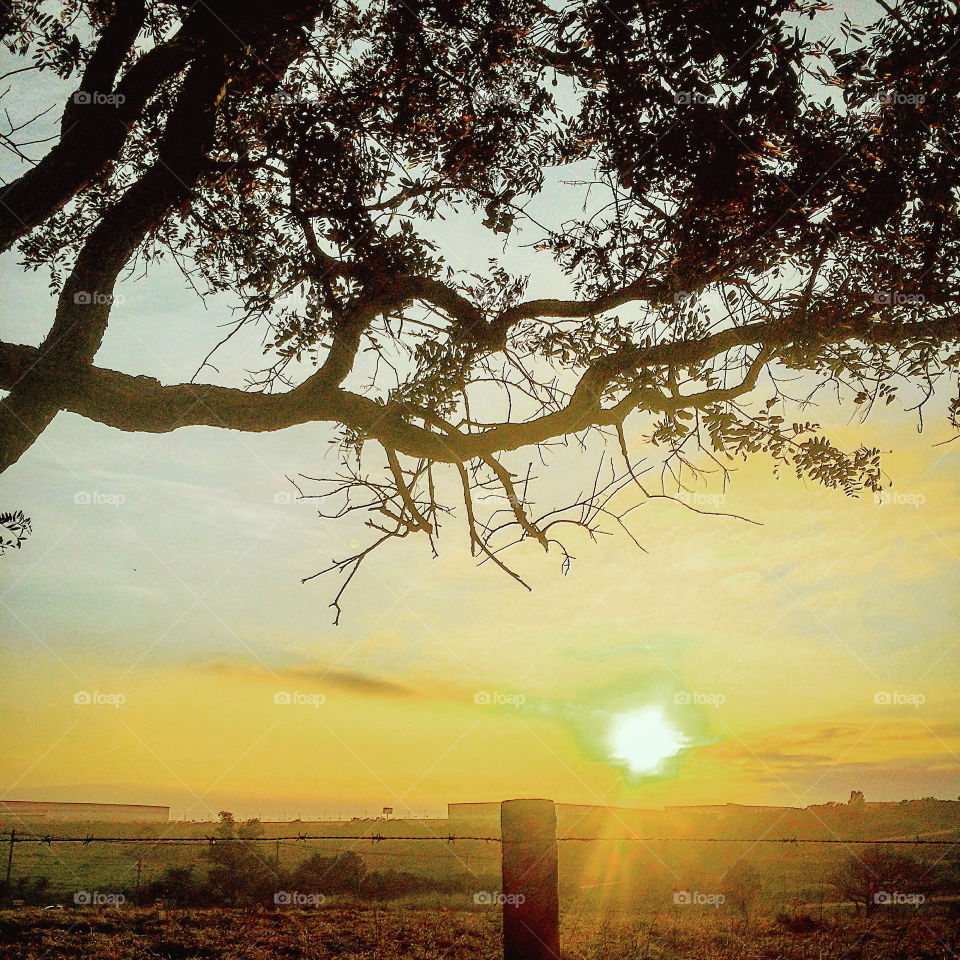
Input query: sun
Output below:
<box><xmin>608</xmin><ymin>707</ymin><xmax>687</xmax><ymax>775</ymax></box>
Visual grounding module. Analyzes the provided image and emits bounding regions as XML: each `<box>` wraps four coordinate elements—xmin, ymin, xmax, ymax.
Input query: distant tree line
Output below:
<box><xmin>6</xmin><ymin>810</ymin><xmax>958</xmax><ymax>912</ymax></box>
<box><xmin>144</xmin><ymin>812</ymin><xmax>480</xmax><ymax>907</ymax></box>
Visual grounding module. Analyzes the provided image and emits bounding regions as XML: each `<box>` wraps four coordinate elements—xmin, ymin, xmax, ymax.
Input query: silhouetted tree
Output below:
<box><xmin>206</xmin><ymin>811</ymin><xmax>276</xmax><ymax>904</ymax></box>
<box><xmin>830</xmin><ymin>847</ymin><xmax>933</xmax><ymax>916</ymax></box>
<box><xmin>1</xmin><ymin>1</ymin><xmax>957</xmax><ymax>615</ymax></box>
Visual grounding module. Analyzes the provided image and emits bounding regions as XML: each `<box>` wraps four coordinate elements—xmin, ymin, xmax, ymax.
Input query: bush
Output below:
<box><xmin>142</xmin><ymin>867</ymin><xmax>212</xmax><ymax>908</ymax></box>
<box><xmin>291</xmin><ymin>852</ymin><xmax>364</xmax><ymax>896</ymax></box>
<box><xmin>359</xmin><ymin>868</ymin><xmax>474</xmax><ymax>901</ymax></box>
<box><xmin>829</xmin><ymin>848</ymin><xmax>935</xmax><ymax>915</ymax></box>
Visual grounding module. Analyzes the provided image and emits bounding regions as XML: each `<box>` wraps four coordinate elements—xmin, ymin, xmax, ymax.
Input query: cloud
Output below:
<box><xmin>197</xmin><ymin>656</ymin><xmax>415</xmax><ymax>697</ymax></box>
<box><xmin>685</xmin><ymin>717</ymin><xmax>960</xmax><ymax>802</ymax></box>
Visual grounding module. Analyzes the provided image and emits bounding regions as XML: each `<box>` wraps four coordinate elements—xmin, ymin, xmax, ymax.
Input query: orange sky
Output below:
<box><xmin>0</xmin><ymin>3</ymin><xmax>957</xmax><ymax>820</ymax></box>
<box><xmin>2</xmin><ymin>396</ymin><xmax>957</xmax><ymax>821</ymax></box>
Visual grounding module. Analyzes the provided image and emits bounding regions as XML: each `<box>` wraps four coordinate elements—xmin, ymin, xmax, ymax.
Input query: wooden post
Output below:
<box><xmin>4</xmin><ymin>830</ymin><xmax>13</xmax><ymax>903</ymax></box>
<box><xmin>501</xmin><ymin>799</ymin><xmax>559</xmax><ymax>960</ymax></box>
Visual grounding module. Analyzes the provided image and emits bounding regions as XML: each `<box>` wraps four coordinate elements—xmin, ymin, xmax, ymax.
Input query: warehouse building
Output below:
<box><xmin>0</xmin><ymin>800</ymin><xmax>169</xmax><ymax>822</ymax></box>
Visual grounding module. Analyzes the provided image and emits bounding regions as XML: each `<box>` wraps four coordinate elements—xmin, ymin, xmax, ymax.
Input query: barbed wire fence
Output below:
<box><xmin>2</xmin><ymin>800</ymin><xmax>958</xmax><ymax>960</ymax></box>
<box><xmin>5</xmin><ymin>833</ymin><xmax>960</xmax><ymax>845</ymax></box>
<box><xmin>2</xmin><ymin>828</ymin><xmax>956</xmax><ymax>895</ymax></box>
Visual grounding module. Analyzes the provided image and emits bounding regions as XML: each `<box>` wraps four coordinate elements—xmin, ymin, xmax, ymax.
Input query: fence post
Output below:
<box><xmin>500</xmin><ymin>799</ymin><xmax>559</xmax><ymax>960</ymax></box>
<box><xmin>3</xmin><ymin>830</ymin><xmax>13</xmax><ymax>903</ymax></box>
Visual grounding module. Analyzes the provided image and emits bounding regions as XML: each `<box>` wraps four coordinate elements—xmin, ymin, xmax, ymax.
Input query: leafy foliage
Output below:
<box><xmin>0</xmin><ymin>510</ymin><xmax>31</xmax><ymax>556</ymax></box>
<box><xmin>0</xmin><ymin>1</ymin><xmax>957</xmax><ymax>612</ymax></box>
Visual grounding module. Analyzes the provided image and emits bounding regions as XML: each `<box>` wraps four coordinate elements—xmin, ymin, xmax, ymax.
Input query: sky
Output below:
<box><xmin>1</xmin><ymin>2</ymin><xmax>958</xmax><ymax>823</ymax></box>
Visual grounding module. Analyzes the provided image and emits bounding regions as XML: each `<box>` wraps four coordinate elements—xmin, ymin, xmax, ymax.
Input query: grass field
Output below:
<box><xmin>3</xmin><ymin>812</ymin><xmax>957</xmax><ymax>957</ymax></box>
<box><xmin>2</xmin><ymin>904</ymin><xmax>959</xmax><ymax>959</ymax></box>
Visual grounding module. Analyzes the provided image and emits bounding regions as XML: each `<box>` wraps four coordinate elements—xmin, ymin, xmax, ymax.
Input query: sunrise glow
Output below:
<box><xmin>607</xmin><ymin>707</ymin><xmax>687</xmax><ymax>776</ymax></box>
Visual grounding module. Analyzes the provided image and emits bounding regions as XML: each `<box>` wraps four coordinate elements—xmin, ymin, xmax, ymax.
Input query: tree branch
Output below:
<box><xmin>0</xmin><ymin>5</ymin><xmax>195</xmax><ymax>251</ymax></box>
<box><xmin>1</xmin><ymin>315</ymin><xmax>951</xmax><ymax>465</ymax></box>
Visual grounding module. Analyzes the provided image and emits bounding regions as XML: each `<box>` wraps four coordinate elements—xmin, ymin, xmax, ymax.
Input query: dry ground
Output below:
<box><xmin>1</xmin><ymin>904</ymin><xmax>958</xmax><ymax>959</ymax></box>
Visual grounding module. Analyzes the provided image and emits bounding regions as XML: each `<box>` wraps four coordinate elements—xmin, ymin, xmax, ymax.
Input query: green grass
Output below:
<box><xmin>2</xmin><ymin>843</ymin><xmax>500</xmax><ymax>905</ymax></box>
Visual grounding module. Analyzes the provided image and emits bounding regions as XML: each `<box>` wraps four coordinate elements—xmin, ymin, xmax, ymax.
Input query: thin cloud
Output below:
<box><xmin>198</xmin><ymin>656</ymin><xmax>415</xmax><ymax>697</ymax></box>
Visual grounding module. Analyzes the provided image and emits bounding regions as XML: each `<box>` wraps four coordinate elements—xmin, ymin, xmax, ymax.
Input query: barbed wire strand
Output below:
<box><xmin>2</xmin><ymin>833</ymin><xmax>957</xmax><ymax>846</ymax></box>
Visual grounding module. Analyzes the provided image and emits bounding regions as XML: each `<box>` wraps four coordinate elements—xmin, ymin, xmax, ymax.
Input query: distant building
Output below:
<box><xmin>447</xmin><ymin>801</ymin><xmax>812</xmax><ymax>834</ymax></box>
<box><xmin>447</xmin><ymin>802</ymin><xmax>500</xmax><ymax>820</ymax></box>
<box><xmin>0</xmin><ymin>800</ymin><xmax>168</xmax><ymax>823</ymax></box>
<box><xmin>664</xmin><ymin>803</ymin><xmax>802</xmax><ymax>817</ymax></box>
<box><xmin>447</xmin><ymin>801</ymin><xmax>662</xmax><ymax>825</ymax></box>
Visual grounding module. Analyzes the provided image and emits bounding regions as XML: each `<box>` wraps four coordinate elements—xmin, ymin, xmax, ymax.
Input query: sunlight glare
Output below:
<box><xmin>608</xmin><ymin>707</ymin><xmax>687</xmax><ymax>774</ymax></box>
